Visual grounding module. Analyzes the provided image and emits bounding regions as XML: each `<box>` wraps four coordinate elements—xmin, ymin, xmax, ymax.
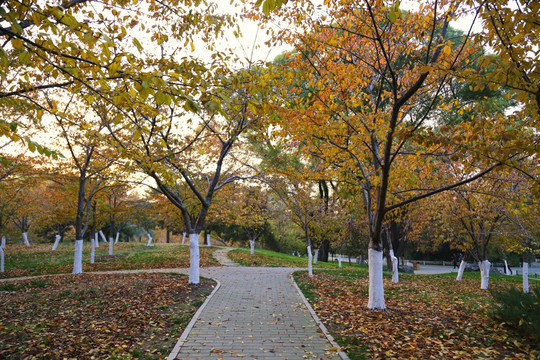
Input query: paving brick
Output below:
<box><xmin>170</xmin><ymin>249</ymin><xmax>343</xmax><ymax>360</ymax></box>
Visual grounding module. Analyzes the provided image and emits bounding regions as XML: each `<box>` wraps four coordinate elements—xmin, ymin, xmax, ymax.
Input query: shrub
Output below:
<box><xmin>489</xmin><ymin>284</ymin><xmax>540</xmax><ymax>342</ymax></box>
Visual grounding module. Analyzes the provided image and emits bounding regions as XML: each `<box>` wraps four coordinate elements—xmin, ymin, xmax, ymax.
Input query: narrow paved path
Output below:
<box><xmin>169</xmin><ymin>248</ymin><xmax>344</xmax><ymax>360</ymax></box>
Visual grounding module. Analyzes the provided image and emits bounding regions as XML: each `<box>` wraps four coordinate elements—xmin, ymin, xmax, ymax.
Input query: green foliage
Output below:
<box><xmin>489</xmin><ymin>285</ymin><xmax>540</xmax><ymax>342</ymax></box>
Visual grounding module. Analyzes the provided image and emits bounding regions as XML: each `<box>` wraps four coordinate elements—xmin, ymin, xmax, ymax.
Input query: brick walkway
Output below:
<box><xmin>169</xmin><ymin>248</ymin><xmax>346</xmax><ymax>360</ymax></box>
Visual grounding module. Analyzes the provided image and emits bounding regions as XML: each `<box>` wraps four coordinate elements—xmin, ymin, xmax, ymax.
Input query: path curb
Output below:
<box><xmin>166</xmin><ymin>278</ymin><xmax>222</xmax><ymax>360</ymax></box>
<box><xmin>291</xmin><ymin>273</ymin><xmax>351</xmax><ymax>360</ymax></box>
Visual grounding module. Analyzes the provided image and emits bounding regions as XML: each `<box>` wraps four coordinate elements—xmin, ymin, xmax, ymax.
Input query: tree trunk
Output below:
<box><xmin>95</xmin><ymin>232</ymin><xmax>100</xmax><ymax>248</ymax></box>
<box><xmin>189</xmin><ymin>232</ymin><xmax>200</xmax><ymax>284</ymax></box>
<box><xmin>479</xmin><ymin>260</ymin><xmax>491</xmax><ymax>290</ymax></box>
<box><xmin>181</xmin><ymin>232</ymin><xmax>186</xmax><ymax>245</ymax></box>
<box><xmin>504</xmin><ymin>259</ymin><xmax>511</xmax><ymax>275</ymax></box>
<box><xmin>0</xmin><ymin>246</ymin><xmax>4</xmax><ymax>272</ymax></box>
<box><xmin>109</xmin><ymin>237</ymin><xmax>113</xmax><ymax>255</ymax></box>
<box><xmin>146</xmin><ymin>233</ymin><xmax>153</xmax><ymax>247</ymax></box>
<box><xmin>390</xmin><ymin>249</ymin><xmax>399</xmax><ymax>283</ymax></box>
<box><xmin>250</xmin><ymin>239</ymin><xmax>255</xmax><ymax>255</ymax></box>
<box><xmin>52</xmin><ymin>234</ymin><xmax>61</xmax><ymax>251</ymax></box>
<box><xmin>99</xmin><ymin>231</ymin><xmax>107</xmax><ymax>243</ymax></box>
<box><xmin>73</xmin><ymin>240</ymin><xmax>84</xmax><ymax>274</ymax></box>
<box><xmin>90</xmin><ymin>237</ymin><xmax>95</xmax><ymax>264</ymax></box>
<box><xmin>206</xmin><ymin>233</ymin><xmax>211</xmax><ymax>247</ymax></box>
<box><xmin>523</xmin><ymin>260</ymin><xmax>529</xmax><ymax>294</ymax></box>
<box><xmin>318</xmin><ymin>239</ymin><xmax>330</xmax><ymax>262</ymax></box>
<box><xmin>368</xmin><ymin>248</ymin><xmax>385</xmax><ymax>310</ymax></box>
<box><xmin>456</xmin><ymin>260</ymin><xmax>467</xmax><ymax>280</ymax></box>
<box><xmin>338</xmin><ymin>253</ymin><xmax>342</xmax><ymax>268</ymax></box>
<box><xmin>115</xmin><ymin>232</ymin><xmax>119</xmax><ymax>244</ymax></box>
<box><xmin>307</xmin><ymin>245</ymin><xmax>313</xmax><ymax>276</ymax></box>
<box><xmin>22</xmin><ymin>232</ymin><xmax>30</xmax><ymax>246</ymax></box>
<box><xmin>313</xmin><ymin>248</ymin><xmax>318</xmax><ymax>264</ymax></box>
<box><xmin>1</xmin><ymin>235</ymin><xmax>5</xmax><ymax>248</ymax></box>
<box><xmin>166</xmin><ymin>229</ymin><xmax>170</xmax><ymax>244</ymax></box>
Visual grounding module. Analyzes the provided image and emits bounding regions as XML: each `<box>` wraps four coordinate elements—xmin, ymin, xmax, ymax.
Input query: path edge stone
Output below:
<box><xmin>290</xmin><ymin>273</ymin><xmax>351</xmax><ymax>360</ymax></box>
<box><xmin>166</xmin><ymin>278</ymin><xmax>222</xmax><ymax>360</ymax></box>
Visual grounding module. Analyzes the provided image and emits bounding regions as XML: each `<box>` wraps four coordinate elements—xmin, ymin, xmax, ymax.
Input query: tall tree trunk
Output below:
<box><xmin>181</xmin><ymin>232</ymin><xmax>186</xmax><ymax>245</ymax></box>
<box><xmin>250</xmin><ymin>239</ymin><xmax>255</xmax><ymax>255</ymax></box>
<box><xmin>0</xmin><ymin>246</ymin><xmax>4</xmax><ymax>272</ymax></box>
<box><xmin>166</xmin><ymin>229</ymin><xmax>170</xmax><ymax>244</ymax></box>
<box><xmin>109</xmin><ymin>237</ymin><xmax>114</xmax><ymax>255</ymax></box>
<box><xmin>22</xmin><ymin>232</ymin><xmax>30</xmax><ymax>246</ymax></box>
<box><xmin>368</xmin><ymin>247</ymin><xmax>385</xmax><ymax>309</ymax></box>
<box><xmin>90</xmin><ymin>237</ymin><xmax>95</xmax><ymax>264</ymax></box>
<box><xmin>146</xmin><ymin>232</ymin><xmax>153</xmax><ymax>247</ymax></box>
<box><xmin>456</xmin><ymin>259</ymin><xmax>467</xmax><ymax>281</ymax></box>
<box><xmin>52</xmin><ymin>234</ymin><xmax>61</xmax><ymax>251</ymax></box>
<box><xmin>313</xmin><ymin>248</ymin><xmax>318</xmax><ymax>264</ymax></box>
<box><xmin>318</xmin><ymin>239</ymin><xmax>330</xmax><ymax>262</ymax></box>
<box><xmin>73</xmin><ymin>177</ymin><xmax>87</xmax><ymax>275</ymax></box>
<box><xmin>99</xmin><ymin>231</ymin><xmax>107</xmax><ymax>243</ymax></box>
<box><xmin>189</xmin><ymin>232</ymin><xmax>200</xmax><ymax>284</ymax></box>
<box><xmin>389</xmin><ymin>249</ymin><xmax>399</xmax><ymax>283</ymax></box>
<box><xmin>307</xmin><ymin>245</ymin><xmax>313</xmax><ymax>276</ymax></box>
<box><xmin>479</xmin><ymin>260</ymin><xmax>491</xmax><ymax>290</ymax></box>
<box><xmin>523</xmin><ymin>253</ymin><xmax>529</xmax><ymax>293</ymax></box>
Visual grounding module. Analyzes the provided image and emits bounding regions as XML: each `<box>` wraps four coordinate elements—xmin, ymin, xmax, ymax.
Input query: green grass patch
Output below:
<box><xmin>229</xmin><ymin>248</ymin><xmax>366</xmax><ymax>269</ymax></box>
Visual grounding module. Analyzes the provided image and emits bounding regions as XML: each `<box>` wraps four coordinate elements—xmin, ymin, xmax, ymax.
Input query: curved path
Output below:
<box><xmin>168</xmin><ymin>248</ymin><xmax>347</xmax><ymax>360</ymax></box>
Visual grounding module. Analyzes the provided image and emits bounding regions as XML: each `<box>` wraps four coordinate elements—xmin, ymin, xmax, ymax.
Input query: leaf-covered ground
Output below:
<box><xmin>295</xmin><ymin>271</ymin><xmax>539</xmax><ymax>360</ymax></box>
<box><xmin>0</xmin><ymin>243</ymin><xmax>220</xmax><ymax>278</ymax></box>
<box><xmin>0</xmin><ymin>273</ymin><xmax>214</xmax><ymax>359</ymax></box>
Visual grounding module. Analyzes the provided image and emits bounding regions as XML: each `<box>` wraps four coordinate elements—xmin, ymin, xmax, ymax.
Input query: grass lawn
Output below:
<box><xmin>229</xmin><ymin>248</ymin><xmax>364</xmax><ymax>269</ymax></box>
<box><xmin>294</xmin><ymin>269</ymin><xmax>539</xmax><ymax>360</ymax></box>
<box><xmin>0</xmin><ymin>242</ymin><xmax>220</xmax><ymax>278</ymax></box>
<box><xmin>0</xmin><ymin>273</ymin><xmax>214</xmax><ymax>360</ymax></box>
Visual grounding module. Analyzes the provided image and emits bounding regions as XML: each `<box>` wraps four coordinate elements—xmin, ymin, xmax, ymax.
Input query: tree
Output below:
<box><xmin>250</xmin><ymin>0</ymin><xmax>535</xmax><ymax>309</ymax></box>
<box><xmin>216</xmin><ymin>182</ymin><xmax>272</xmax><ymax>254</ymax></box>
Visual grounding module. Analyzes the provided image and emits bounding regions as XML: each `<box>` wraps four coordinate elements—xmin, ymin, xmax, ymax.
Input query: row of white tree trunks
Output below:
<box><xmin>456</xmin><ymin>259</ymin><xmax>530</xmax><ymax>293</ymax></box>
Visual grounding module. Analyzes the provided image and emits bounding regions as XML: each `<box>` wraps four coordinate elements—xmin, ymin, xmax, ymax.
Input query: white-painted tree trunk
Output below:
<box><xmin>181</xmin><ymin>232</ymin><xmax>186</xmax><ymax>245</ymax></box>
<box><xmin>206</xmin><ymin>234</ymin><xmax>211</xmax><ymax>247</ymax></box>
<box><xmin>146</xmin><ymin>233</ymin><xmax>153</xmax><ymax>247</ymax></box>
<box><xmin>368</xmin><ymin>248</ymin><xmax>385</xmax><ymax>310</ymax></box>
<box><xmin>338</xmin><ymin>254</ymin><xmax>342</xmax><ymax>268</ymax></box>
<box><xmin>313</xmin><ymin>248</ymin><xmax>318</xmax><ymax>264</ymax></box>
<box><xmin>52</xmin><ymin>234</ymin><xmax>61</xmax><ymax>251</ymax></box>
<box><xmin>0</xmin><ymin>246</ymin><xmax>4</xmax><ymax>272</ymax></box>
<box><xmin>109</xmin><ymin>237</ymin><xmax>113</xmax><ymax>255</ymax></box>
<box><xmin>94</xmin><ymin>232</ymin><xmax>99</xmax><ymax>248</ymax></box>
<box><xmin>73</xmin><ymin>240</ymin><xmax>84</xmax><ymax>274</ymax></box>
<box><xmin>22</xmin><ymin>232</ymin><xmax>30</xmax><ymax>246</ymax></box>
<box><xmin>456</xmin><ymin>260</ymin><xmax>467</xmax><ymax>281</ymax></box>
<box><xmin>523</xmin><ymin>263</ymin><xmax>529</xmax><ymax>293</ymax></box>
<box><xmin>307</xmin><ymin>245</ymin><xmax>313</xmax><ymax>276</ymax></box>
<box><xmin>390</xmin><ymin>250</ymin><xmax>399</xmax><ymax>283</ymax></box>
<box><xmin>249</xmin><ymin>240</ymin><xmax>255</xmax><ymax>255</ymax></box>
<box><xmin>1</xmin><ymin>235</ymin><xmax>5</xmax><ymax>248</ymax></box>
<box><xmin>115</xmin><ymin>232</ymin><xmax>119</xmax><ymax>244</ymax></box>
<box><xmin>90</xmin><ymin>237</ymin><xmax>95</xmax><ymax>264</ymax></box>
<box><xmin>189</xmin><ymin>233</ymin><xmax>200</xmax><ymax>284</ymax></box>
<box><xmin>479</xmin><ymin>260</ymin><xmax>491</xmax><ymax>290</ymax></box>
<box><xmin>99</xmin><ymin>230</ymin><xmax>107</xmax><ymax>243</ymax></box>
<box><xmin>503</xmin><ymin>260</ymin><xmax>509</xmax><ymax>275</ymax></box>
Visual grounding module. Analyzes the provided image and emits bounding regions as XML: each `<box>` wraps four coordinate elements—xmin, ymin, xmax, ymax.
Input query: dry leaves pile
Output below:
<box><xmin>0</xmin><ymin>273</ymin><xmax>214</xmax><ymax>359</ymax></box>
<box><xmin>295</xmin><ymin>272</ymin><xmax>539</xmax><ymax>360</ymax></box>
